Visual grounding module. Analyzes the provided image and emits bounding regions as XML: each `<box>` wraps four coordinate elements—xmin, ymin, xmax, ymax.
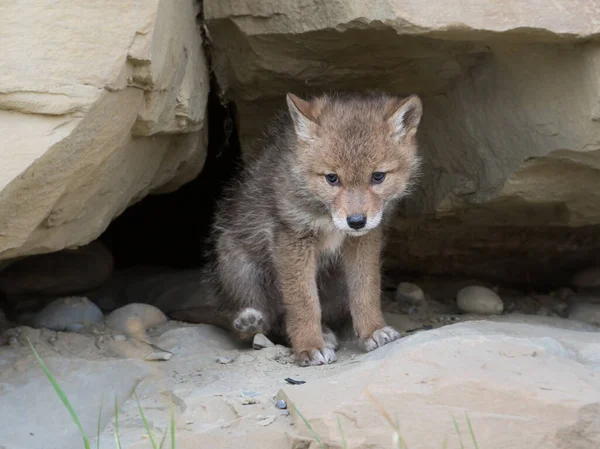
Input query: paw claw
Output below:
<box><xmin>360</xmin><ymin>326</ymin><xmax>400</xmax><ymax>352</ymax></box>
<box><xmin>296</xmin><ymin>347</ymin><xmax>337</xmax><ymax>366</ymax></box>
<box><xmin>322</xmin><ymin>326</ymin><xmax>339</xmax><ymax>350</ymax></box>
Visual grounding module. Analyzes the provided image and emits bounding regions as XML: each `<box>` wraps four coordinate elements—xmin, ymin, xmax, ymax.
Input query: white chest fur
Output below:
<box><xmin>317</xmin><ymin>228</ymin><xmax>346</xmax><ymax>255</ymax></box>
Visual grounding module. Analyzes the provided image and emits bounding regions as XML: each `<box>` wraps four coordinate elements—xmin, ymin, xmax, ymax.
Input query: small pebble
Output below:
<box><xmin>241</xmin><ymin>398</ymin><xmax>259</xmax><ymax>405</ymax></box>
<box><xmin>567</xmin><ymin>302</ymin><xmax>600</xmax><ymax>326</ymax></box>
<box><xmin>113</xmin><ymin>334</ymin><xmax>127</xmax><ymax>342</ymax></box>
<box><xmin>395</xmin><ymin>282</ymin><xmax>425</xmax><ymax>304</ymax></box>
<box><xmin>275</xmin><ymin>399</ymin><xmax>287</xmax><ymax>410</ymax></box>
<box><xmin>456</xmin><ymin>286</ymin><xmax>504</xmax><ymax>315</ymax></box>
<box><xmin>280</xmin><ymin>410</ymin><xmax>290</xmax><ymax>417</ymax></box>
<box><xmin>284</xmin><ymin>377</ymin><xmax>306</xmax><ymax>385</ymax></box>
<box><xmin>253</xmin><ymin>333</ymin><xmax>275</xmax><ymax>350</ymax></box>
<box><xmin>144</xmin><ymin>351</ymin><xmax>173</xmax><ymax>361</ymax></box>
<box><xmin>31</xmin><ymin>296</ymin><xmax>104</xmax><ymax>332</ymax></box>
<box><xmin>216</xmin><ymin>355</ymin><xmax>235</xmax><ymax>364</ymax></box>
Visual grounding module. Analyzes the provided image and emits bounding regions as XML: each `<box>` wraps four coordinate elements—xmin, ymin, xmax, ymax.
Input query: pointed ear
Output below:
<box><xmin>286</xmin><ymin>93</ymin><xmax>318</xmax><ymax>142</ymax></box>
<box><xmin>385</xmin><ymin>94</ymin><xmax>423</xmax><ymax>141</ymax></box>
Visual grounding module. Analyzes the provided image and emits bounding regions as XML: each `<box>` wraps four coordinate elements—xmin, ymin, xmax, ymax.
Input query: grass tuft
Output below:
<box><xmin>292</xmin><ymin>404</ymin><xmax>325</xmax><ymax>449</ymax></box>
<box><xmin>97</xmin><ymin>395</ymin><xmax>104</xmax><ymax>449</ymax></box>
<box><xmin>134</xmin><ymin>390</ymin><xmax>158</xmax><ymax>449</ymax></box>
<box><xmin>29</xmin><ymin>340</ymin><xmax>176</xmax><ymax>449</ymax></box>
<box><xmin>336</xmin><ymin>414</ymin><xmax>348</xmax><ymax>449</ymax></box>
<box><xmin>114</xmin><ymin>396</ymin><xmax>122</xmax><ymax>449</ymax></box>
<box><xmin>465</xmin><ymin>412</ymin><xmax>479</xmax><ymax>449</ymax></box>
<box><xmin>451</xmin><ymin>414</ymin><xmax>465</xmax><ymax>449</ymax></box>
<box><xmin>28</xmin><ymin>339</ymin><xmax>91</xmax><ymax>449</ymax></box>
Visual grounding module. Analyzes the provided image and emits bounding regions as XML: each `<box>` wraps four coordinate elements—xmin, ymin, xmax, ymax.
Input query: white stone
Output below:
<box><xmin>253</xmin><ymin>333</ymin><xmax>275</xmax><ymax>350</ymax></box>
<box><xmin>32</xmin><ymin>296</ymin><xmax>103</xmax><ymax>332</ymax></box>
<box><xmin>0</xmin><ymin>0</ymin><xmax>209</xmax><ymax>260</ymax></box>
<box><xmin>395</xmin><ymin>282</ymin><xmax>425</xmax><ymax>304</ymax></box>
<box><xmin>106</xmin><ymin>303</ymin><xmax>167</xmax><ymax>340</ymax></box>
<box><xmin>457</xmin><ymin>285</ymin><xmax>504</xmax><ymax>315</ymax></box>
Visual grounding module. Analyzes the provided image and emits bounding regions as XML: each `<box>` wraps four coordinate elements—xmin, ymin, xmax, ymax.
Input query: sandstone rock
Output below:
<box><xmin>457</xmin><ymin>286</ymin><xmax>504</xmax><ymax>315</ymax></box>
<box><xmin>394</xmin><ymin>282</ymin><xmax>425</xmax><ymax>304</ymax></box>
<box><xmin>281</xmin><ymin>321</ymin><xmax>600</xmax><ymax>449</ymax></box>
<box><xmin>0</xmin><ymin>0</ymin><xmax>209</xmax><ymax>260</ymax></box>
<box><xmin>568</xmin><ymin>302</ymin><xmax>600</xmax><ymax>327</ymax></box>
<box><xmin>205</xmin><ymin>0</ymin><xmax>600</xmax><ymax>286</ymax></box>
<box><xmin>31</xmin><ymin>296</ymin><xmax>104</xmax><ymax>332</ymax></box>
<box><xmin>0</xmin><ymin>241</ymin><xmax>113</xmax><ymax>296</ymax></box>
<box><xmin>106</xmin><ymin>303</ymin><xmax>167</xmax><ymax>340</ymax></box>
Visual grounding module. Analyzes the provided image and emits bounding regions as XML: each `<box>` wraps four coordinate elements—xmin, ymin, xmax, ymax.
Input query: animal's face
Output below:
<box><xmin>287</xmin><ymin>92</ymin><xmax>423</xmax><ymax>236</ymax></box>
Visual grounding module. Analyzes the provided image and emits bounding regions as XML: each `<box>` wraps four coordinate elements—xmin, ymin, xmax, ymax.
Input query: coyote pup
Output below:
<box><xmin>206</xmin><ymin>92</ymin><xmax>423</xmax><ymax>366</ymax></box>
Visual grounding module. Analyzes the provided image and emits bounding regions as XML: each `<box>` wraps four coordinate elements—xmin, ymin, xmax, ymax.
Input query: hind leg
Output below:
<box><xmin>232</xmin><ymin>307</ymin><xmax>268</xmax><ymax>341</ymax></box>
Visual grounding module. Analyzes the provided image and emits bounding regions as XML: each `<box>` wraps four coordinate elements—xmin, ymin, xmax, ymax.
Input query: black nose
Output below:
<box><xmin>346</xmin><ymin>214</ymin><xmax>367</xmax><ymax>230</ymax></box>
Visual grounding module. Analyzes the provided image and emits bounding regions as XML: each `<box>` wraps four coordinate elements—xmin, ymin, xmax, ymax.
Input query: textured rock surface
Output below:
<box><xmin>282</xmin><ymin>321</ymin><xmax>600</xmax><ymax>449</ymax></box>
<box><xmin>0</xmin><ymin>0</ymin><xmax>209</xmax><ymax>260</ymax></box>
<box><xmin>0</xmin><ymin>241</ymin><xmax>113</xmax><ymax>296</ymax></box>
<box><xmin>205</xmin><ymin>0</ymin><xmax>600</xmax><ymax>286</ymax></box>
<box><xmin>2</xmin><ymin>317</ymin><xmax>599</xmax><ymax>449</ymax></box>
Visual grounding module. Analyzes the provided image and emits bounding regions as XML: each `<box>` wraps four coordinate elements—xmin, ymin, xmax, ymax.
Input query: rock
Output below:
<box><xmin>281</xmin><ymin>320</ymin><xmax>600</xmax><ymax>449</ymax></box>
<box><xmin>0</xmin><ymin>241</ymin><xmax>113</xmax><ymax>296</ymax></box>
<box><xmin>457</xmin><ymin>286</ymin><xmax>504</xmax><ymax>315</ymax></box>
<box><xmin>216</xmin><ymin>355</ymin><xmax>235</xmax><ymax>364</ymax></box>
<box><xmin>0</xmin><ymin>0</ymin><xmax>208</xmax><ymax>261</ymax></box>
<box><xmin>394</xmin><ymin>282</ymin><xmax>425</xmax><ymax>304</ymax></box>
<box><xmin>572</xmin><ymin>267</ymin><xmax>600</xmax><ymax>289</ymax></box>
<box><xmin>568</xmin><ymin>302</ymin><xmax>600</xmax><ymax>326</ymax></box>
<box><xmin>106</xmin><ymin>303</ymin><xmax>168</xmax><ymax>340</ymax></box>
<box><xmin>252</xmin><ymin>333</ymin><xmax>275</xmax><ymax>350</ymax></box>
<box><xmin>31</xmin><ymin>296</ymin><xmax>103</xmax><ymax>332</ymax></box>
<box><xmin>0</xmin><ymin>355</ymin><xmax>149</xmax><ymax>449</ymax></box>
<box><xmin>274</xmin><ymin>399</ymin><xmax>287</xmax><ymax>410</ymax></box>
<box><xmin>205</xmin><ymin>0</ymin><xmax>600</xmax><ymax>288</ymax></box>
<box><xmin>144</xmin><ymin>351</ymin><xmax>173</xmax><ymax>362</ymax></box>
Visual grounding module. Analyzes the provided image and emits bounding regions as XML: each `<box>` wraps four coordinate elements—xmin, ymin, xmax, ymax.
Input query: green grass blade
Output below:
<box><xmin>292</xmin><ymin>405</ymin><xmax>325</xmax><ymax>449</ymax></box>
<box><xmin>170</xmin><ymin>405</ymin><xmax>175</xmax><ymax>449</ymax></box>
<box><xmin>134</xmin><ymin>390</ymin><xmax>157</xmax><ymax>449</ymax></box>
<box><xmin>451</xmin><ymin>414</ymin><xmax>465</xmax><ymax>449</ymax></box>
<box><xmin>28</xmin><ymin>340</ymin><xmax>91</xmax><ymax>449</ymax></box>
<box><xmin>465</xmin><ymin>413</ymin><xmax>479</xmax><ymax>449</ymax></box>
<box><xmin>96</xmin><ymin>394</ymin><xmax>104</xmax><ymax>449</ymax></box>
<box><xmin>336</xmin><ymin>415</ymin><xmax>347</xmax><ymax>449</ymax></box>
<box><xmin>114</xmin><ymin>396</ymin><xmax>122</xmax><ymax>449</ymax></box>
<box><xmin>158</xmin><ymin>429</ymin><xmax>168</xmax><ymax>449</ymax></box>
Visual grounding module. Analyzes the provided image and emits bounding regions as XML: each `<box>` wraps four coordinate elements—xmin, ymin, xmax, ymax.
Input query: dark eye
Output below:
<box><xmin>325</xmin><ymin>173</ymin><xmax>340</xmax><ymax>186</ymax></box>
<box><xmin>371</xmin><ymin>172</ymin><xmax>386</xmax><ymax>184</ymax></box>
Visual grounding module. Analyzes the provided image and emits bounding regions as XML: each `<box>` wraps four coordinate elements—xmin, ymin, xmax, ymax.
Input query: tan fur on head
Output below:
<box><xmin>286</xmin><ymin>92</ymin><xmax>423</xmax><ymax>235</ymax></box>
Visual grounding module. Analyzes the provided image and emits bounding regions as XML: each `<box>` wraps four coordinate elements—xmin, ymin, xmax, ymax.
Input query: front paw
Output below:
<box><xmin>295</xmin><ymin>347</ymin><xmax>337</xmax><ymax>366</ymax></box>
<box><xmin>359</xmin><ymin>326</ymin><xmax>400</xmax><ymax>352</ymax></box>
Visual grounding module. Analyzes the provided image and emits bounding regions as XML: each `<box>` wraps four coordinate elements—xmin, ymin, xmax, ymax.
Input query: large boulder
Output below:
<box><xmin>0</xmin><ymin>0</ymin><xmax>209</xmax><ymax>260</ymax></box>
<box><xmin>204</xmin><ymin>0</ymin><xmax>600</xmax><ymax>286</ymax></box>
<box><xmin>281</xmin><ymin>320</ymin><xmax>600</xmax><ymax>449</ymax></box>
